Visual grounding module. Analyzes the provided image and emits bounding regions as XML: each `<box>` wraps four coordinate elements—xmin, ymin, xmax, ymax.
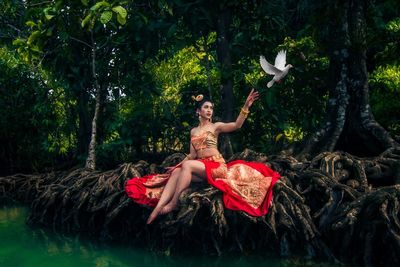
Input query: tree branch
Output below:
<box><xmin>69</xmin><ymin>36</ymin><xmax>92</xmax><ymax>48</ymax></box>
<box><xmin>27</xmin><ymin>1</ymin><xmax>54</xmax><ymax>7</ymax></box>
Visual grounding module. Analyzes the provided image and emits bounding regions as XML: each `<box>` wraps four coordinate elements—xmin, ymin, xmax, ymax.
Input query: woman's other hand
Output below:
<box><xmin>244</xmin><ymin>88</ymin><xmax>260</xmax><ymax>108</ymax></box>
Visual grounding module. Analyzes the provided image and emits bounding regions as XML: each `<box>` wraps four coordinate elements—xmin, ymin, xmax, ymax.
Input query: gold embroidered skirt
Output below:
<box><xmin>125</xmin><ymin>158</ymin><xmax>281</xmax><ymax>216</ymax></box>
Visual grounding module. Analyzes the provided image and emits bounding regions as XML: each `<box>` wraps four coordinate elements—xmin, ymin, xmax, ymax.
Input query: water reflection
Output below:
<box><xmin>0</xmin><ymin>204</ymin><xmax>335</xmax><ymax>267</ymax></box>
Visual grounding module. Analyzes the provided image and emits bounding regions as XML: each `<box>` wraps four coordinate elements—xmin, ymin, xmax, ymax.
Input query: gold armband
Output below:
<box><xmin>240</xmin><ymin>108</ymin><xmax>249</xmax><ymax>118</ymax></box>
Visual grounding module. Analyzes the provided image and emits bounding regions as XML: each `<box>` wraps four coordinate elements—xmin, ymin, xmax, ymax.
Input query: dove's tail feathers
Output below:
<box><xmin>267</xmin><ymin>80</ymin><xmax>274</xmax><ymax>88</ymax></box>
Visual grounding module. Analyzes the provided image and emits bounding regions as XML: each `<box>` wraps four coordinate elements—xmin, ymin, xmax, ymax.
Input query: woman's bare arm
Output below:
<box><xmin>215</xmin><ymin>89</ymin><xmax>259</xmax><ymax>134</ymax></box>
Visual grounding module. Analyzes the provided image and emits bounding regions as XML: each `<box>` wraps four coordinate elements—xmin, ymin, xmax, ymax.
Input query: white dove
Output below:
<box><xmin>260</xmin><ymin>50</ymin><xmax>293</xmax><ymax>88</ymax></box>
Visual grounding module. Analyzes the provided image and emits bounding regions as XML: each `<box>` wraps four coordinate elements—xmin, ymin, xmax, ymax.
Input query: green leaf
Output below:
<box><xmin>81</xmin><ymin>0</ymin><xmax>89</xmax><ymax>6</ymax></box>
<box><xmin>116</xmin><ymin>14</ymin><xmax>126</xmax><ymax>25</ymax></box>
<box><xmin>30</xmin><ymin>45</ymin><xmax>41</xmax><ymax>52</ymax></box>
<box><xmin>275</xmin><ymin>133</ymin><xmax>283</xmax><ymax>142</ymax></box>
<box><xmin>26</xmin><ymin>21</ymin><xmax>36</xmax><ymax>27</ymax></box>
<box><xmin>90</xmin><ymin>1</ymin><xmax>111</xmax><ymax>11</ymax></box>
<box><xmin>387</xmin><ymin>18</ymin><xmax>400</xmax><ymax>33</ymax></box>
<box><xmin>43</xmin><ymin>7</ymin><xmax>55</xmax><ymax>20</ymax></box>
<box><xmin>46</xmin><ymin>27</ymin><xmax>53</xmax><ymax>36</ymax></box>
<box><xmin>100</xmin><ymin>11</ymin><xmax>113</xmax><ymax>24</ymax></box>
<box><xmin>59</xmin><ymin>31</ymin><xmax>69</xmax><ymax>41</ymax></box>
<box><xmin>12</xmin><ymin>38</ymin><xmax>26</xmax><ymax>46</ymax></box>
<box><xmin>167</xmin><ymin>6</ymin><xmax>173</xmax><ymax>16</ymax></box>
<box><xmin>112</xmin><ymin>6</ymin><xmax>127</xmax><ymax>19</ymax></box>
<box><xmin>81</xmin><ymin>13</ymin><xmax>93</xmax><ymax>28</ymax></box>
<box><xmin>27</xmin><ymin>31</ymin><xmax>41</xmax><ymax>45</ymax></box>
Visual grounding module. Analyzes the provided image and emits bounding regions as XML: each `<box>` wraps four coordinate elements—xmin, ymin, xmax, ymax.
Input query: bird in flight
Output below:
<box><xmin>260</xmin><ymin>50</ymin><xmax>293</xmax><ymax>88</ymax></box>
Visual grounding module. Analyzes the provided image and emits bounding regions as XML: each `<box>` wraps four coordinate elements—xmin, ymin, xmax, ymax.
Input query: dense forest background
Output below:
<box><xmin>1</xmin><ymin>0</ymin><xmax>399</xmax><ymax>176</ymax></box>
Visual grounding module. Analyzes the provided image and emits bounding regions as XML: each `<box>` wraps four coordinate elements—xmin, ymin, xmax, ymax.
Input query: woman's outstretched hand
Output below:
<box><xmin>244</xmin><ymin>88</ymin><xmax>260</xmax><ymax>108</ymax></box>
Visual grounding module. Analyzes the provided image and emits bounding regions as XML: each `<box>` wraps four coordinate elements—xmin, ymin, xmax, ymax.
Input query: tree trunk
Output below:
<box><xmin>298</xmin><ymin>0</ymin><xmax>398</xmax><ymax>159</ymax></box>
<box><xmin>216</xmin><ymin>7</ymin><xmax>234</xmax><ymax>158</ymax></box>
<box><xmin>202</xmin><ymin>33</ymin><xmax>213</xmax><ymax>101</ymax></box>
<box><xmin>76</xmin><ymin>88</ymin><xmax>91</xmax><ymax>158</ymax></box>
<box><xmin>85</xmin><ymin>31</ymin><xmax>102</xmax><ymax>170</ymax></box>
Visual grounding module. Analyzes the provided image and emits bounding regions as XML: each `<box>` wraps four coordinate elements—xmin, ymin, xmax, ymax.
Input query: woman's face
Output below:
<box><xmin>198</xmin><ymin>101</ymin><xmax>213</xmax><ymax>120</ymax></box>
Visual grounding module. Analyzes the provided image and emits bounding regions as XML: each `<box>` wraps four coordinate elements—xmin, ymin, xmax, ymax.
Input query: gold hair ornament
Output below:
<box><xmin>191</xmin><ymin>94</ymin><xmax>204</xmax><ymax>102</ymax></box>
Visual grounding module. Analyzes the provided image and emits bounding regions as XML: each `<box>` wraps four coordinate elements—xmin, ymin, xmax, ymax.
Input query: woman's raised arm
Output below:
<box><xmin>215</xmin><ymin>89</ymin><xmax>259</xmax><ymax>134</ymax></box>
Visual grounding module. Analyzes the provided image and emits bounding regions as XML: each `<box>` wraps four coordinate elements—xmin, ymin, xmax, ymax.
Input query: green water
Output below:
<box><xmin>0</xmin><ymin>204</ymin><xmax>339</xmax><ymax>267</ymax></box>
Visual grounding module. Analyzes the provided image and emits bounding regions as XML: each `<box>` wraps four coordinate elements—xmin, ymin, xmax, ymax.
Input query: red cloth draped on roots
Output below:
<box><xmin>125</xmin><ymin>157</ymin><xmax>281</xmax><ymax>217</ymax></box>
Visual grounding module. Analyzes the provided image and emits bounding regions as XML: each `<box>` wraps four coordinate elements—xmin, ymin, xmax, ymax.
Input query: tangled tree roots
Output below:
<box><xmin>1</xmin><ymin>148</ymin><xmax>399</xmax><ymax>266</ymax></box>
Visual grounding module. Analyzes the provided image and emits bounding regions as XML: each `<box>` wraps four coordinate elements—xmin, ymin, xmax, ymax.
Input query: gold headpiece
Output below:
<box><xmin>191</xmin><ymin>94</ymin><xmax>204</xmax><ymax>102</ymax></box>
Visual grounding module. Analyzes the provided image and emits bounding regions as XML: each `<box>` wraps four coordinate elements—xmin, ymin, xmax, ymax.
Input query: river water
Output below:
<box><xmin>0</xmin><ymin>204</ymin><xmax>337</xmax><ymax>267</ymax></box>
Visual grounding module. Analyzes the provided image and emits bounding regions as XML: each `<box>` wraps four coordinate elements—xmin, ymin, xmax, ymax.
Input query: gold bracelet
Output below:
<box><xmin>240</xmin><ymin>108</ymin><xmax>249</xmax><ymax>118</ymax></box>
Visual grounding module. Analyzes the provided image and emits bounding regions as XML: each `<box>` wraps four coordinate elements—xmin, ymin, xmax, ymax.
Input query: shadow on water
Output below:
<box><xmin>0</xmin><ymin>203</ymin><xmax>341</xmax><ymax>267</ymax></box>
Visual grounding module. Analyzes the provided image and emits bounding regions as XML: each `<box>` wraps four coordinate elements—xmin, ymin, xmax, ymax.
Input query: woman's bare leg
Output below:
<box><xmin>161</xmin><ymin>160</ymin><xmax>206</xmax><ymax>214</ymax></box>
<box><xmin>146</xmin><ymin>168</ymin><xmax>182</xmax><ymax>224</ymax></box>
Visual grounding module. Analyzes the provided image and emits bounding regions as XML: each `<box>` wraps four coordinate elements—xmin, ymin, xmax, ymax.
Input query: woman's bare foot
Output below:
<box><xmin>146</xmin><ymin>206</ymin><xmax>163</xmax><ymax>224</ymax></box>
<box><xmin>160</xmin><ymin>202</ymin><xmax>178</xmax><ymax>214</ymax></box>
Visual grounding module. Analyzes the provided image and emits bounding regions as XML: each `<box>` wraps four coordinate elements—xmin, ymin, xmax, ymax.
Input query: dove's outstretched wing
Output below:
<box><xmin>260</xmin><ymin>55</ymin><xmax>281</xmax><ymax>75</ymax></box>
<box><xmin>274</xmin><ymin>50</ymin><xmax>286</xmax><ymax>70</ymax></box>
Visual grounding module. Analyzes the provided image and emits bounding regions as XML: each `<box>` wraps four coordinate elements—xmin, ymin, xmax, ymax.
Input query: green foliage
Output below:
<box><xmin>81</xmin><ymin>13</ymin><xmax>93</xmax><ymax>27</ymax></box>
<box><xmin>0</xmin><ymin>47</ymin><xmax>75</xmax><ymax>174</ymax></box>
<box><xmin>112</xmin><ymin>6</ymin><xmax>127</xmax><ymax>18</ymax></box>
<box><xmin>369</xmin><ymin>16</ymin><xmax>400</xmax><ymax>137</ymax></box>
<box><xmin>27</xmin><ymin>30</ymin><xmax>41</xmax><ymax>45</ymax></box>
<box><xmin>275</xmin><ymin>126</ymin><xmax>304</xmax><ymax>143</ymax></box>
<box><xmin>91</xmin><ymin>1</ymin><xmax>111</xmax><ymax>11</ymax></box>
<box><xmin>43</xmin><ymin>7</ymin><xmax>56</xmax><ymax>20</ymax></box>
<box><xmin>82</xmin><ymin>1</ymin><xmax>128</xmax><ymax>29</ymax></box>
<box><xmin>100</xmin><ymin>10</ymin><xmax>113</xmax><ymax>24</ymax></box>
<box><xmin>0</xmin><ymin>0</ymin><xmax>24</xmax><ymax>46</ymax></box>
<box><xmin>370</xmin><ymin>65</ymin><xmax>400</xmax><ymax>93</ymax></box>
<box><xmin>386</xmin><ymin>17</ymin><xmax>400</xmax><ymax>33</ymax></box>
<box><xmin>1</xmin><ymin>0</ymin><xmax>399</xmax><ymax>173</ymax></box>
<box><xmin>116</xmin><ymin>12</ymin><xmax>126</xmax><ymax>25</ymax></box>
<box><xmin>370</xmin><ymin>65</ymin><xmax>400</xmax><ymax>136</ymax></box>
<box><xmin>233</xmin><ymin>35</ymin><xmax>328</xmax><ymax>152</ymax></box>
<box><xmin>26</xmin><ymin>21</ymin><xmax>36</xmax><ymax>27</ymax></box>
<box><xmin>146</xmin><ymin>45</ymin><xmax>218</xmax><ymax>98</ymax></box>
<box><xmin>10</xmin><ymin>3</ymin><xmax>60</xmax><ymax>64</ymax></box>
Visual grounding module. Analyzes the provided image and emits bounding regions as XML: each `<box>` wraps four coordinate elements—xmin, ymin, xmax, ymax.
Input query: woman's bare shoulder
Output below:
<box><xmin>190</xmin><ymin>127</ymin><xmax>198</xmax><ymax>135</ymax></box>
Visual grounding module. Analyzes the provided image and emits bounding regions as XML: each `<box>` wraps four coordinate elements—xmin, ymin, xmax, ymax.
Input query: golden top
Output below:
<box><xmin>191</xmin><ymin>131</ymin><xmax>218</xmax><ymax>151</ymax></box>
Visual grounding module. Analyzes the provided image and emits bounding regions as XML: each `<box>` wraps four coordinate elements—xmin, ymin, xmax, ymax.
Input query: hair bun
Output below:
<box><xmin>191</xmin><ymin>94</ymin><xmax>204</xmax><ymax>102</ymax></box>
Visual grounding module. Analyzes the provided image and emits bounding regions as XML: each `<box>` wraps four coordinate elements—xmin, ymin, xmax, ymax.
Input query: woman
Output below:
<box><xmin>125</xmin><ymin>89</ymin><xmax>281</xmax><ymax>224</ymax></box>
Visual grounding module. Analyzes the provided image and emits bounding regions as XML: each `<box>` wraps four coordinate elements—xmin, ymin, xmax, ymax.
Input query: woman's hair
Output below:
<box><xmin>196</xmin><ymin>98</ymin><xmax>213</xmax><ymax>110</ymax></box>
<box><xmin>192</xmin><ymin>94</ymin><xmax>213</xmax><ymax>110</ymax></box>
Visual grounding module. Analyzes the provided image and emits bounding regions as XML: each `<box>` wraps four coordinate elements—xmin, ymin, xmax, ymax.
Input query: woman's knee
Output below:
<box><xmin>171</xmin><ymin>168</ymin><xmax>181</xmax><ymax>176</ymax></box>
<box><xmin>181</xmin><ymin>160</ymin><xmax>192</xmax><ymax>171</ymax></box>
<box><xmin>182</xmin><ymin>160</ymin><xmax>205</xmax><ymax>177</ymax></box>
<box><xmin>181</xmin><ymin>160</ymin><xmax>201</xmax><ymax>172</ymax></box>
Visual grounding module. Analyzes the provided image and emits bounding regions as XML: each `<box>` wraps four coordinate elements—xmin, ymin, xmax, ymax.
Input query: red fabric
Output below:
<box><xmin>125</xmin><ymin>174</ymin><xmax>163</xmax><ymax>207</ymax></box>
<box><xmin>203</xmin><ymin>160</ymin><xmax>280</xmax><ymax>216</ymax></box>
<box><xmin>125</xmin><ymin>159</ymin><xmax>281</xmax><ymax>217</ymax></box>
